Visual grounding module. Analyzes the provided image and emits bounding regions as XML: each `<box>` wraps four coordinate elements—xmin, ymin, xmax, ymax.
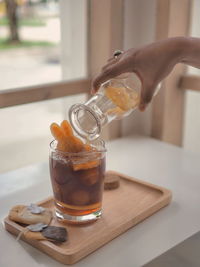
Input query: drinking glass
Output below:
<box><xmin>49</xmin><ymin>139</ymin><xmax>106</xmax><ymax>224</ymax></box>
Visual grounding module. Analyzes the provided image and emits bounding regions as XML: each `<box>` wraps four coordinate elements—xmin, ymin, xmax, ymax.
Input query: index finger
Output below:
<box><xmin>91</xmin><ymin>63</ymin><xmax>125</xmax><ymax>94</ymax></box>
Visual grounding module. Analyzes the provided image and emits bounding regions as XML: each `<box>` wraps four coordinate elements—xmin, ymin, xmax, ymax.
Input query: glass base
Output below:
<box><xmin>55</xmin><ymin>208</ymin><xmax>102</xmax><ymax>224</ymax></box>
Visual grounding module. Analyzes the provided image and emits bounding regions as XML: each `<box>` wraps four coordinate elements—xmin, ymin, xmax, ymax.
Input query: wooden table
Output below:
<box><xmin>1</xmin><ymin>135</ymin><xmax>200</xmax><ymax>267</ymax></box>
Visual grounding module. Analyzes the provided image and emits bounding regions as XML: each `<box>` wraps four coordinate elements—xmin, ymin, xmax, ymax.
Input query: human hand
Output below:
<box><xmin>92</xmin><ymin>37</ymin><xmax>184</xmax><ymax>110</ymax></box>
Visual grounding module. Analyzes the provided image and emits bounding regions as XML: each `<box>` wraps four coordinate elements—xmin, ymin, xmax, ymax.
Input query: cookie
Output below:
<box><xmin>104</xmin><ymin>173</ymin><xmax>120</xmax><ymax>190</ymax></box>
<box><xmin>24</xmin><ymin>231</ymin><xmax>45</xmax><ymax>241</ymax></box>
<box><xmin>9</xmin><ymin>205</ymin><xmax>52</xmax><ymax>225</ymax></box>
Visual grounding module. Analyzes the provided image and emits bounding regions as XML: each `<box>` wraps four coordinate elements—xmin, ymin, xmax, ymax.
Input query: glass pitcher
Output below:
<box><xmin>69</xmin><ymin>72</ymin><xmax>142</xmax><ymax>140</ymax></box>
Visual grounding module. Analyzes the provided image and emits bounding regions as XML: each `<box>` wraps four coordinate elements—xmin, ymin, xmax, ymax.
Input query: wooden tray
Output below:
<box><xmin>4</xmin><ymin>171</ymin><xmax>172</xmax><ymax>265</ymax></box>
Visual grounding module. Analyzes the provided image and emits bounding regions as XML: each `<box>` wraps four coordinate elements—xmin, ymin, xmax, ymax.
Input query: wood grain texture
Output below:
<box><xmin>152</xmin><ymin>0</ymin><xmax>191</xmax><ymax>146</ymax></box>
<box><xmin>0</xmin><ymin>79</ymin><xmax>91</xmax><ymax>108</ymax></box>
<box><xmin>88</xmin><ymin>0</ymin><xmax>124</xmax><ymax>140</ymax></box>
<box><xmin>4</xmin><ymin>171</ymin><xmax>172</xmax><ymax>265</ymax></box>
<box><xmin>179</xmin><ymin>74</ymin><xmax>200</xmax><ymax>91</ymax></box>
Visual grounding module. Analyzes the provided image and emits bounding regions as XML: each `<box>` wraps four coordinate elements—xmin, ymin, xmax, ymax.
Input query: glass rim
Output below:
<box><xmin>69</xmin><ymin>103</ymin><xmax>102</xmax><ymax>140</ymax></box>
<box><xmin>49</xmin><ymin>139</ymin><xmax>107</xmax><ymax>155</ymax></box>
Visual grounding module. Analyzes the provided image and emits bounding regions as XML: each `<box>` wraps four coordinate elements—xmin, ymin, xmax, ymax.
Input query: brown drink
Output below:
<box><xmin>49</xmin><ymin>139</ymin><xmax>106</xmax><ymax>223</ymax></box>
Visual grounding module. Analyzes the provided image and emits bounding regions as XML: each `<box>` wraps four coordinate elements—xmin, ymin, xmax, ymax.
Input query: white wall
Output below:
<box><xmin>122</xmin><ymin>0</ymin><xmax>156</xmax><ymax>136</ymax></box>
<box><xmin>183</xmin><ymin>0</ymin><xmax>200</xmax><ymax>154</ymax></box>
<box><xmin>59</xmin><ymin>0</ymin><xmax>88</xmax><ymax>118</ymax></box>
<box><xmin>60</xmin><ymin>0</ymin><xmax>88</xmax><ymax>80</ymax></box>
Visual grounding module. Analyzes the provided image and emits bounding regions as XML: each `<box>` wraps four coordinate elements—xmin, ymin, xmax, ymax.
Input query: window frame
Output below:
<box><xmin>151</xmin><ymin>0</ymin><xmax>192</xmax><ymax>146</ymax></box>
<box><xmin>0</xmin><ymin>78</ymin><xmax>90</xmax><ymax>108</ymax></box>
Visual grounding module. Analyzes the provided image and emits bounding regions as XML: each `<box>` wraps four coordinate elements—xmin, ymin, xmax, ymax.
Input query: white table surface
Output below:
<box><xmin>0</xmin><ymin>135</ymin><xmax>200</xmax><ymax>267</ymax></box>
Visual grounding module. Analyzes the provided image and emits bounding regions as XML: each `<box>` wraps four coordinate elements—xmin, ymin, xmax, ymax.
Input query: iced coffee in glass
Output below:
<box><xmin>49</xmin><ymin>138</ymin><xmax>106</xmax><ymax>224</ymax></box>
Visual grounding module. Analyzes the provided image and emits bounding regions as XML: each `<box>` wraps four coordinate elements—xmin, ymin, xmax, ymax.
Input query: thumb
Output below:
<box><xmin>139</xmin><ymin>82</ymin><xmax>156</xmax><ymax>111</ymax></box>
<box><xmin>92</xmin><ymin>72</ymin><xmax>109</xmax><ymax>95</ymax></box>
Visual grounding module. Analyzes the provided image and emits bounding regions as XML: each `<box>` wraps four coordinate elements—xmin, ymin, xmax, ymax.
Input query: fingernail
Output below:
<box><xmin>139</xmin><ymin>103</ymin><xmax>146</xmax><ymax>111</ymax></box>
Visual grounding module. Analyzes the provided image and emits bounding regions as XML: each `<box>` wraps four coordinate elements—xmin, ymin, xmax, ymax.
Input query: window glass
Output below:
<box><xmin>0</xmin><ymin>0</ymin><xmax>62</xmax><ymax>90</ymax></box>
<box><xmin>0</xmin><ymin>94</ymin><xmax>87</xmax><ymax>173</ymax></box>
<box><xmin>0</xmin><ymin>0</ymin><xmax>88</xmax><ymax>173</ymax></box>
<box><xmin>0</xmin><ymin>0</ymin><xmax>87</xmax><ymax>90</ymax></box>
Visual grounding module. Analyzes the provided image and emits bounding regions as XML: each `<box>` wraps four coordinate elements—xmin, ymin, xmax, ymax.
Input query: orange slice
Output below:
<box><xmin>105</xmin><ymin>86</ymin><xmax>139</xmax><ymax>111</ymax></box>
<box><xmin>73</xmin><ymin>160</ymin><xmax>99</xmax><ymax>171</ymax></box>
<box><xmin>60</xmin><ymin>120</ymin><xmax>74</xmax><ymax>137</ymax></box>
<box><xmin>50</xmin><ymin>123</ymin><xmax>66</xmax><ymax>142</ymax></box>
<box><xmin>50</xmin><ymin>121</ymin><xmax>87</xmax><ymax>153</ymax></box>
